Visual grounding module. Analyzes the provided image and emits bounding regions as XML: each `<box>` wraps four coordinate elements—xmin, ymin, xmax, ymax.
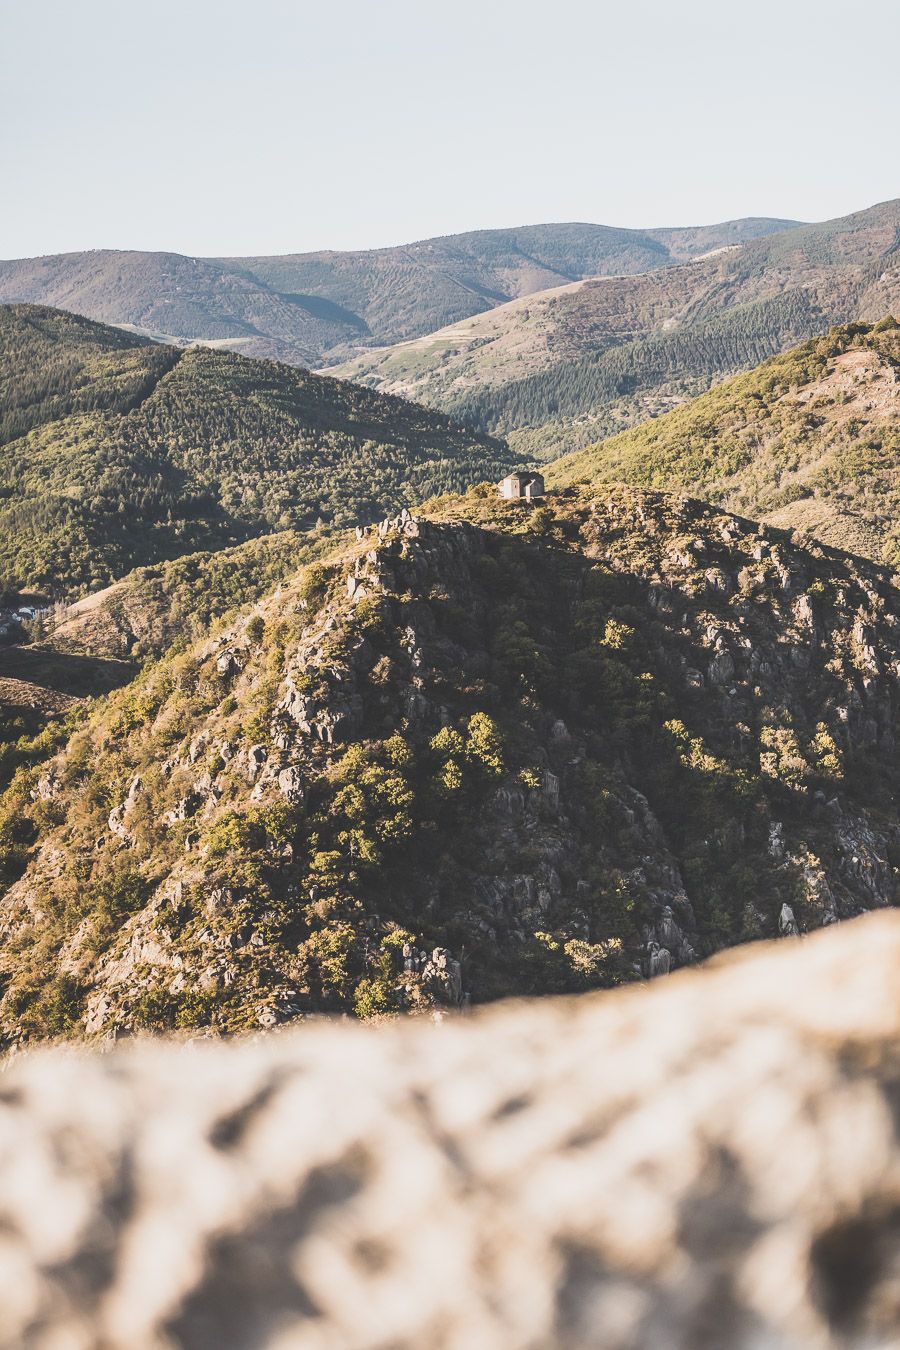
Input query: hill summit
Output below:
<box><xmin>3</xmin><ymin>483</ymin><xmax>900</xmax><ymax>1040</ymax></box>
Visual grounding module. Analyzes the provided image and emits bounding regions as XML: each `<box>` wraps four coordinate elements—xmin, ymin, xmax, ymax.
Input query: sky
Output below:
<box><xmin>1</xmin><ymin>0</ymin><xmax>898</xmax><ymax>259</ymax></box>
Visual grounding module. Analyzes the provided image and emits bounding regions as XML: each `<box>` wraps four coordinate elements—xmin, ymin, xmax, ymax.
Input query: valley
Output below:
<box><xmin>330</xmin><ymin>198</ymin><xmax>900</xmax><ymax>459</ymax></box>
<box><xmin>1</xmin><ymin>201</ymin><xmax>900</xmax><ymax>1047</ymax></box>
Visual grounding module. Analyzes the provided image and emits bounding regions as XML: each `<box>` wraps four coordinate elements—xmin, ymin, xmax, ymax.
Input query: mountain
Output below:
<box><xmin>4</xmin><ymin>482</ymin><xmax>900</xmax><ymax>1040</ymax></box>
<box><xmin>329</xmin><ymin>199</ymin><xmax>900</xmax><ymax>458</ymax></box>
<box><xmin>0</xmin><ymin>252</ymin><xmax>366</xmax><ymax>366</ymax></box>
<box><xmin>0</xmin><ymin>219</ymin><xmax>800</xmax><ymax>365</ymax></box>
<box><xmin>547</xmin><ymin>320</ymin><xmax>900</xmax><ymax>568</ymax></box>
<box><xmin>0</xmin><ymin>304</ymin><xmax>512</xmax><ymax>594</ymax></box>
<box><xmin>220</xmin><ymin>219</ymin><xmax>800</xmax><ymax>350</ymax></box>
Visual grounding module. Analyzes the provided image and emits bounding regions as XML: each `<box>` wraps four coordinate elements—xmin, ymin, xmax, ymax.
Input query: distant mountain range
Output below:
<box><xmin>331</xmin><ymin>199</ymin><xmax>900</xmax><ymax>458</ymax></box>
<box><xmin>0</xmin><ymin>304</ymin><xmax>511</xmax><ymax>594</ymax></box>
<box><xmin>0</xmin><ymin>218</ymin><xmax>800</xmax><ymax>366</ymax></box>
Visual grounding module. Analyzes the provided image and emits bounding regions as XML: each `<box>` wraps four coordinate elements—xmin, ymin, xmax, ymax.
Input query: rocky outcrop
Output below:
<box><xmin>3</xmin><ymin>914</ymin><xmax>900</xmax><ymax>1347</ymax></box>
<box><xmin>6</xmin><ymin>484</ymin><xmax>900</xmax><ymax>1037</ymax></box>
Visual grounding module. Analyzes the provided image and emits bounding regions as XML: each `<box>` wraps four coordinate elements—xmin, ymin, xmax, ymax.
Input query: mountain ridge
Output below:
<box><xmin>0</xmin><ymin>217</ymin><xmax>801</xmax><ymax>365</ymax></box>
<box><xmin>328</xmin><ymin>198</ymin><xmax>900</xmax><ymax>458</ymax></box>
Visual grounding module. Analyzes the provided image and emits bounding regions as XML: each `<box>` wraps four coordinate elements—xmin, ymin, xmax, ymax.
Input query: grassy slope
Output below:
<box><xmin>0</xmin><ymin>305</ymin><xmax>513</xmax><ymax>594</ymax></box>
<box><xmin>52</xmin><ymin>528</ymin><xmax>344</xmax><ymax>661</ymax></box>
<box><xmin>547</xmin><ymin>321</ymin><xmax>900</xmax><ymax>567</ymax></box>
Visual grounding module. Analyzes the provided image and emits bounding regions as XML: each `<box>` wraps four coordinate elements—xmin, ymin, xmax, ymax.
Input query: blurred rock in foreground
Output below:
<box><xmin>2</xmin><ymin>913</ymin><xmax>900</xmax><ymax>1348</ymax></box>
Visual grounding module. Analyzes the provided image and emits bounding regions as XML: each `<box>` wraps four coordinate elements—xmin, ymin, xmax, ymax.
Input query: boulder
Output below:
<box><xmin>276</xmin><ymin>765</ymin><xmax>305</xmax><ymax>806</ymax></box>
<box><xmin>4</xmin><ymin>917</ymin><xmax>900</xmax><ymax>1346</ymax></box>
<box><xmin>779</xmin><ymin>902</ymin><xmax>800</xmax><ymax>937</ymax></box>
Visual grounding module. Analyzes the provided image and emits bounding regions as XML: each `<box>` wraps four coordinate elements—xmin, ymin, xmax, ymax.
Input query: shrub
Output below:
<box><xmin>31</xmin><ymin>974</ymin><xmax>86</xmax><ymax>1036</ymax></box>
<box><xmin>246</xmin><ymin>613</ymin><xmax>265</xmax><ymax>646</ymax></box>
<box><xmin>301</xmin><ymin>922</ymin><xmax>358</xmax><ymax>1005</ymax></box>
<box><xmin>92</xmin><ymin>863</ymin><xmax>151</xmax><ymax>929</ymax></box>
<box><xmin>810</xmin><ymin>723</ymin><xmax>843</xmax><ymax>779</ymax></box>
<box><xmin>353</xmin><ymin>977</ymin><xmax>393</xmax><ymax>1019</ymax></box>
<box><xmin>759</xmin><ymin>725</ymin><xmax>809</xmax><ymax>789</ymax></box>
<box><xmin>299</xmin><ymin>563</ymin><xmax>329</xmax><ymax>610</ymax></box>
<box><xmin>204</xmin><ymin>810</ymin><xmax>269</xmax><ymax>858</ymax></box>
<box><xmin>527</xmin><ymin>506</ymin><xmax>555</xmax><ymax>536</ymax></box>
<box><xmin>354</xmin><ymin>595</ymin><xmax>389</xmax><ymax>635</ymax></box>
<box><xmin>466</xmin><ymin>713</ymin><xmax>504</xmax><ymax>779</ymax></box>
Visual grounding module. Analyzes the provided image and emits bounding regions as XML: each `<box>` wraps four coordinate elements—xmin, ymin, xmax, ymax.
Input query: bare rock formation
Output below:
<box><xmin>2</xmin><ymin>913</ymin><xmax>900</xmax><ymax>1347</ymax></box>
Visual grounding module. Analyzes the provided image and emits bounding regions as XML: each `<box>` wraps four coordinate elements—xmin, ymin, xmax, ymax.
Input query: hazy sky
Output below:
<box><xmin>2</xmin><ymin>0</ymin><xmax>898</xmax><ymax>259</ymax></box>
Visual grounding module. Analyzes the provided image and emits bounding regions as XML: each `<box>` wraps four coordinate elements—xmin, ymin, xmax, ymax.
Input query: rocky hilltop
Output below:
<box><xmin>4</xmin><ymin>484</ymin><xmax>900</xmax><ymax>1040</ymax></box>
<box><xmin>2</xmin><ymin>912</ymin><xmax>900</xmax><ymax>1348</ymax></box>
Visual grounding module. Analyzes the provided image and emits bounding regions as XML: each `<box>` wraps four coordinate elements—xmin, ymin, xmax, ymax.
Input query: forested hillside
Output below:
<box><xmin>548</xmin><ymin>320</ymin><xmax>900</xmax><ymax>567</ymax></box>
<box><xmin>331</xmin><ymin>199</ymin><xmax>900</xmax><ymax>457</ymax></box>
<box><xmin>0</xmin><ymin>218</ymin><xmax>799</xmax><ymax>365</ymax></box>
<box><xmin>0</xmin><ymin>305</ymin><xmax>512</xmax><ymax>594</ymax></box>
<box><xmin>3</xmin><ymin>483</ymin><xmax>900</xmax><ymax>1040</ymax></box>
<box><xmin>451</xmin><ymin>290</ymin><xmax>822</xmax><ymax>455</ymax></box>
<box><xmin>0</xmin><ymin>304</ymin><xmax>178</xmax><ymax>445</ymax></box>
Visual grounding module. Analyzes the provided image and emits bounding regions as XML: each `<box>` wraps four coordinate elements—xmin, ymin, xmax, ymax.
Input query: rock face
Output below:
<box><xmin>2</xmin><ymin>913</ymin><xmax>900</xmax><ymax>1348</ymax></box>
